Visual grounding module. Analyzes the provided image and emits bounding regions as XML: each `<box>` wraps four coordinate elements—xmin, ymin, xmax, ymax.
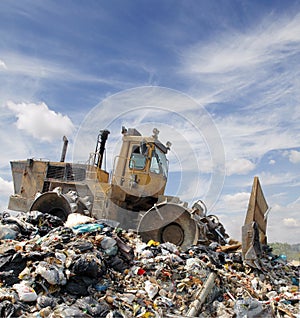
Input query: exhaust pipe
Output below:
<box><xmin>94</xmin><ymin>130</ymin><xmax>110</xmax><ymax>169</ymax></box>
<box><xmin>60</xmin><ymin>136</ymin><xmax>68</xmax><ymax>162</ymax></box>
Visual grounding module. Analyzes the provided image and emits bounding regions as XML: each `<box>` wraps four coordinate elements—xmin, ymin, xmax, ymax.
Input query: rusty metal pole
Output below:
<box><xmin>187</xmin><ymin>271</ymin><xmax>217</xmax><ymax>317</ymax></box>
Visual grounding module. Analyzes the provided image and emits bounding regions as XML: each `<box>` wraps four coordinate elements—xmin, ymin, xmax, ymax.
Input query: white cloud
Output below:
<box><xmin>6</xmin><ymin>101</ymin><xmax>75</xmax><ymax>142</ymax></box>
<box><xmin>0</xmin><ymin>59</ymin><xmax>7</xmax><ymax>69</ymax></box>
<box><xmin>283</xmin><ymin>218</ymin><xmax>299</xmax><ymax>228</ymax></box>
<box><xmin>226</xmin><ymin>158</ymin><xmax>255</xmax><ymax>176</ymax></box>
<box><xmin>178</xmin><ymin>174</ymin><xmax>211</xmax><ymax>203</ymax></box>
<box><xmin>211</xmin><ymin>192</ymin><xmax>250</xmax><ymax>240</ymax></box>
<box><xmin>0</xmin><ymin>177</ymin><xmax>13</xmax><ymax>196</ymax></box>
<box><xmin>288</xmin><ymin>150</ymin><xmax>300</xmax><ymax>164</ymax></box>
<box><xmin>264</xmin><ymin>198</ymin><xmax>300</xmax><ymax>243</ymax></box>
<box><xmin>0</xmin><ymin>177</ymin><xmax>13</xmax><ymax>212</ymax></box>
<box><xmin>221</xmin><ymin>192</ymin><xmax>250</xmax><ymax>212</ymax></box>
<box><xmin>269</xmin><ymin>159</ymin><xmax>275</xmax><ymax>165</ymax></box>
<box><xmin>215</xmin><ymin>192</ymin><xmax>300</xmax><ymax>243</ymax></box>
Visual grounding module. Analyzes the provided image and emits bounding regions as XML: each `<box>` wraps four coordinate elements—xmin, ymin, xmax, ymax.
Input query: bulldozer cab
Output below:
<box><xmin>129</xmin><ymin>142</ymin><xmax>168</xmax><ymax>177</ymax></box>
<box><xmin>110</xmin><ymin>128</ymin><xmax>169</xmax><ymax>208</ymax></box>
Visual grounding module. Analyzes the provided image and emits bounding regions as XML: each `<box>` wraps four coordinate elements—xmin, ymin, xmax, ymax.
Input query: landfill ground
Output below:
<box><xmin>0</xmin><ymin>211</ymin><xmax>299</xmax><ymax>318</ymax></box>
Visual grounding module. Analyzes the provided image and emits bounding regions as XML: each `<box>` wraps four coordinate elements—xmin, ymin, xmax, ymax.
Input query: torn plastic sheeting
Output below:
<box><xmin>75</xmin><ymin>296</ymin><xmax>110</xmax><ymax>317</ymax></box>
<box><xmin>0</xmin><ymin>251</ymin><xmax>27</xmax><ymax>286</ymax></box>
<box><xmin>234</xmin><ymin>298</ymin><xmax>266</xmax><ymax>318</ymax></box>
<box><xmin>35</xmin><ymin>261</ymin><xmax>66</xmax><ymax>285</ymax></box>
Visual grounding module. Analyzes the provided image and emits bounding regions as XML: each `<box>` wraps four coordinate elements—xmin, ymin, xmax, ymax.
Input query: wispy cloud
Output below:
<box><xmin>182</xmin><ymin>12</ymin><xmax>300</xmax><ymax>75</ymax></box>
<box><xmin>259</xmin><ymin>171</ymin><xmax>299</xmax><ymax>186</ymax></box>
<box><xmin>0</xmin><ymin>53</ymin><xmax>131</xmax><ymax>87</ymax></box>
<box><xmin>216</xmin><ymin>114</ymin><xmax>299</xmax><ymax>161</ymax></box>
<box><xmin>178</xmin><ymin>12</ymin><xmax>300</xmax><ymax>177</ymax></box>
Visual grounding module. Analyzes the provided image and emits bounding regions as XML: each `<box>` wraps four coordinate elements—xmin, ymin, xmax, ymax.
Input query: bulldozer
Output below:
<box><xmin>7</xmin><ymin>127</ymin><xmax>229</xmax><ymax>250</ymax></box>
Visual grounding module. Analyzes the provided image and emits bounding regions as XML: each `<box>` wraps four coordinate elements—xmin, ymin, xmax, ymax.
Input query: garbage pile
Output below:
<box><xmin>0</xmin><ymin>211</ymin><xmax>299</xmax><ymax>318</ymax></box>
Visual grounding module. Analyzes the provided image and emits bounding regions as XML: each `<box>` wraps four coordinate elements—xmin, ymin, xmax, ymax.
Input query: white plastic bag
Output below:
<box><xmin>144</xmin><ymin>280</ymin><xmax>159</xmax><ymax>299</ymax></box>
<box><xmin>35</xmin><ymin>261</ymin><xmax>66</xmax><ymax>285</ymax></box>
<box><xmin>64</xmin><ymin>213</ymin><xmax>95</xmax><ymax>228</ymax></box>
<box><xmin>13</xmin><ymin>282</ymin><xmax>37</xmax><ymax>302</ymax></box>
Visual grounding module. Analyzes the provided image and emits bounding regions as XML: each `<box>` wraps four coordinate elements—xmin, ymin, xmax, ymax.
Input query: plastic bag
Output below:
<box><xmin>35</xmin><ymin>261</ymin><xmax>66</xmax><ymax>285</ymax></box>
<box><xmin>144</xmin><ymin>280</ymin><xmax>159</xmax><ymax>299</ymax></box>
<box><xmin>0</xmin><ymin>252</ymin><xmax>27</xmax><ymax>286</ymax></box>
<box><xmin>13</xmin><ymin>283</ymin><xmax>37</xmax><ymax>302</ymax></box>
<box><xmin>0</xmin><ymin>225</ymin><xmax>18</xmax><ymax>240</ymax></box>
<box><xmin>72</xmin><ymin>223</ymin><xmax>103</xmax><ymax>233</ymax></box>
<box><xmin>75</xmin><ymin>296</ymin><xmax>110</xmax><ymax>317</ymax></box>
<box><xmin>49</xmin><ymin>304</ymin><xmax>91</xmax><ymax>317</ymax></box>
<box><xmin>65</xmin><ymin>213</ymin><xmax>95</xmax><ymax>228</ymax></box>
<box><xmin>72</xmin><ymin>253</ymin><xmax>102</xmax><ymax>278</ymax></box>
<box><xmin>65</xmin><ymin>275</ymin><xmax>96</xmax><ymax>296</ymax></box>
<box><xmin>101</xmin><ymin>237</ymin><xmax>118</xmax><ymax>256</ymax></box>
<box><xmin>37</xmin><ymin>295</ymin><xmax>57</xmax><ymax>309</ymax></box>
<box><xmin>234</xmin><ymin>298</ymin><xmax>264</xmax><ymax>318</ymax></box>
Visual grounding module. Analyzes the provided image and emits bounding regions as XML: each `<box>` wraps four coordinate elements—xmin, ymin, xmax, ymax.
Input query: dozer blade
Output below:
<box><xmin>137</xmin><ymin>202</ymin><xmax>199</xmax><ymax>250</ymax></box>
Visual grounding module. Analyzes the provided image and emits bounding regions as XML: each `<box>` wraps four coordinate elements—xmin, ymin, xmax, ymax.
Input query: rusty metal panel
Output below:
<box><xmin>10</xmin><ymin>161</ymin><xmax>27</xmax><ymax>194</ymax></box>
<box><xmin>242</xmin><ymin>177</ymin><xmax>269</xmax><ymax>267</ymax></box>
<box><xmin>244</xmin><ymin>176</ymin><xmax>268</xmax><ymax>244</ymax></box>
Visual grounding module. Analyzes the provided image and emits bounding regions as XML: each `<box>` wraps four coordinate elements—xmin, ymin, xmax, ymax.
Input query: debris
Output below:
<box><xmin>0</xmin><ymin>208</ymin><xmax>298</xmax><ymax>317</ymax></box>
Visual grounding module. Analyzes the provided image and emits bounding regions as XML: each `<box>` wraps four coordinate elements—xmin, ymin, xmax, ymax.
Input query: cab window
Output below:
<box><xmin>129</xmin><ymin>145</ymin><xmax>146</xmax><ymax>169</ymax></box>
<box><xmin>150</xmin><ymin>147</ymin><xmax>168</xmax><ymax>177</ymax></box>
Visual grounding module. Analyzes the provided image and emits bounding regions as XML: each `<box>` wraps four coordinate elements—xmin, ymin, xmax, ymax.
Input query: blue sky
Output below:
<box><xmin>0</xmin><ymin>0</ymin><xmax>299</xmax><ymax>243</ymax></box>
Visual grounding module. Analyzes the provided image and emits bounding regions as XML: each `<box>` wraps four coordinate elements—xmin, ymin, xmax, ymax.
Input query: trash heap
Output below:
<box><xmin>0</xmin><ymin>211</ymin><xmax>299</xmax><ymax>318</ymax></box>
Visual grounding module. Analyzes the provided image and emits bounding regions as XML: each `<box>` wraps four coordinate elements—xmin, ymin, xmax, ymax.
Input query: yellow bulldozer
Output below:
<box><xmin>8</xmin><ymin>127</ymin><xmax>230</xmax><ymax>250</ymax></box>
